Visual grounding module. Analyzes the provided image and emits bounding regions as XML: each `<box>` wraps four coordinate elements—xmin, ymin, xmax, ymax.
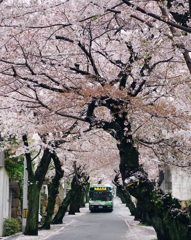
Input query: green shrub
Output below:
<box><xmin>3</xmin><ymin>218</ymin><xmax>20</xmax><ymax>236</ymax></box>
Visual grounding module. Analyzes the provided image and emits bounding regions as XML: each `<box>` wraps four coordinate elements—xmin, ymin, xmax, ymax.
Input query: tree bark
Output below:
<box><xmin>23</xmin><ymin>135</ymin><xmax>52</xmax><ymax>235</ymax></box>
<box><xmin>40</xmin><ymin>153</ymin><xmax>64</xmax><ymax>230</ymax></box>
<box><xmin>80</xmin><ymin>191</ymin><xmax>86</xmax><ymax>207</ymax></box>
<box><xmin>69</xmin><ymin>186</ymin><xmax>81</xmax><ymax>214</ymax></box>
<box><xmin>116</xmin><ymin>185</ymin><xmax>136</xmax><ymax>216</ymax></box>
<box><xmin>24</xmin><ymin>183</ymin><xmax>39</xmax><ymax>235</ymax></box>
<box><xmin>126</xmin><ymin>171</ymin><xmax>191</xmax><ymax>240</ymax></box>
<box><xmin>117</xmin><ymin>139</ymin><xmax>139</xmax><ymax>181</ymax></box>
<box><xmin>115</xmin><ymin>136</ymin><xmax>191</xmax><ymax>239</ymax></box>
<box><xmin>52</xmin><ymin>189</ymin><xmax>74</xmax><ymax>224</ymax></box>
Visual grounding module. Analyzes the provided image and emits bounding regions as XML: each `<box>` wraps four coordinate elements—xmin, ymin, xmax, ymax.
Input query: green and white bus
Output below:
<box><xmin>89</xmin><ymin>184</ymin><xmax>114</xmax><ymax>212</ymax></box>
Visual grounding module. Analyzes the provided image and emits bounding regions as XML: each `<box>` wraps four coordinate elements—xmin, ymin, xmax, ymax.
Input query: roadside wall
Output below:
<box><xmin>10</xmin><ymin>180</ymin><xmax>22</xmax><ymax>227</ymax></box>
<box><xmin>160</xmin><ymin>164</ymin><xmax>191</xmax><ymax>201</ymax></box>
<box><xmin>171</xmin><ymin>168</ymin><xmax>191</xmax><ymax>201</ymax></box>
<box><xmin>0</xmin><ymin>167</ymin><xmax>9</xmax><ymax>237</ymax></box>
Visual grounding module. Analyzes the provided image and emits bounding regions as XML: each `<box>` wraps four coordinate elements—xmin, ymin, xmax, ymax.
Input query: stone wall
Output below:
<box><xmin>40</xmin><ymin>184</ymin><xmax>65</xmax><ymax>218</ymax></box>
<box><xmin>10</xmin><ymin>180</ymin><xmax>22</xmax><ymax>228</ymax></box>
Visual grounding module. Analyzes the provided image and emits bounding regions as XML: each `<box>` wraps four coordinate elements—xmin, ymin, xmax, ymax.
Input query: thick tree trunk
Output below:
<box><xmin>85</xmin><ymin>182</ymin><xmax>90</xmax><ymax>203</ymax></box>
<box><xmin>40</xmin><ymin>153</ymin><xmax>64</xmax><ymax>230</ymax></box>
<box><xmin>69</xmin><ymin>184</ymin><xmax>84</xmax><ymax>214</ymax></box>
<box><xmin>24</xmin><ymin>183</ymin><xmax>39</xmax><ymax>235</ymax></box>
<box><xmin>116</xmin><ymin>186</ymin><xmax>126</xmax><ymax>203</ymax></box>
<box><xmin>126</xmin><ymin>171</ymin><xmax>191</xmax><ymax>240</ymax></box>
<box><xmin>116</xmin><ymin>138</ymin><xmax>141</xmax><ymax>217</ymax></box>
<box><xmin>116</xmin><ymin>138</ymin><xmax>191</xmax><ymax>239</ymax></box>
<box><xmin>70</xmin><ymin>162</ymin><xmax>81</xmax><ymax>213</ymax></box>
<box><xmin>118</xmin><ymin>139</ymin><xmax>139</xmax><ymax>181</ymax></box>
<box><xmin>23</xmin><ymin>135</ymin><xmax>52</xmax><ymax>235</ymax></box>
<box><xmin>116</xmin><ymin>185</ymin><xmax>136</xmax><ymax>216</ymax></box>
<box><xmin>68</xmin><ymin>198</ymin><xmax>76</xmax><ymax>215</ymax></box>
<box><xmin>80</xmin><ymin>191</ymin><xmax>85</xmax><ymax>207</ymax></box>
<box><xmin>52</xmin><ymin>189</ymin><xmax>74</xmax><ymax>224</ymax></box>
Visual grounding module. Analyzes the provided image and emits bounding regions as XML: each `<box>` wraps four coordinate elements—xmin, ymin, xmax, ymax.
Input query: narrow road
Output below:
<box><xmin>45</xmin><ymin>198</ymin><xmax>156</xmax><ymax>240</ymax></box>
<box><xmin>48</xmin><ymin>209</ymin><xmax>128</xmax><ymax>240</ymax></box>
<box><xmin>3</xmin><ymin>198</ymin><xmax>157</xmax><ymax>240</ymax></box>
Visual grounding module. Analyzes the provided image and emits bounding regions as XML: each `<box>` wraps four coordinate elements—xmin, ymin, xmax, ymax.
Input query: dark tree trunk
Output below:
<box><xmin>24</xmin><ymin>183</ymin><xmax>39</xmax><ymax>235</ymax></box>
<box><xmin>79</xmin><ymin>178</ymin><xmax>90</xmax><ymax>208</ymax></box>
<box><xmin>116</xmin><ymin>185</ymin><xmax>126</xmax><ymax>204</ymax></box>
<box><xmin>115</xmin><ymin>136</ymin><xmax>191</xmax><ymax>240</ymax></box>
<box><xmin>40</xmin><ymin>153</ymin><xmax>64</xmax><ymax>230</ymax></box>
<box><xmin>115</xmin><ymin>137</ymin><xmax>191</xmax><ymax>240</ymax></box>
<box><xmin>23</xmin><ymin>135</ymin><xmax>52</xmax><ymax>235</ymax></box>
<box><xmin>116</xmin><ymin>185</ymin><xmax>136</xmax><ymax>216</ymax></box>
<box><xmin>85</xmin><ymin>182</ymin><xmax>90</xmax><ymax>203</ymax></box>
<box><xmin>68</xmin><ymin>198</ymin><xmax>76</xmax><ymax>215</ymax></box>
<box><xmin>52</xmin><ymin>163</ymin><xmax>89</xmax><ymax>221</ymax></box>
<box><xmin>80</xmin><ymin>191</ymin><xmax>85</xmax><ymax>207</ymax></box>
<box><xmin>68</xmin><ymin>180</ymin><xmax>79</xmax><ymax>215</ymax></box>
<box><xmin>52</xmin><ymin>189</ymin><xmax>74</xmax><ymax>224</ymax></box>
<box><xmin>76</xmin><ymin>186</ymin><xmax>82</xmax><ymax>211</ymax></box>
<box><xmin>126</xmin><ymin>171</ymin><xmax>191</xmax><ymax>240</ymax></box>
<box><xmin>68</xmin><ymin>162</ymin><xmax>87</xmax><ymax>214</ymax></box>
<box><xmin>115</xmin><ymin>137</ymin><xmax>141</xmax><ymax>218</ymax></box>
<box><xmin>117</xmin><ymin>139</ymin><xmax>139</xmax><ymax>181</ymax></box>
<box><xmin>69</xmin><ymin>187</ymin><xmax>81</xmax><ymax>214</ymax></box>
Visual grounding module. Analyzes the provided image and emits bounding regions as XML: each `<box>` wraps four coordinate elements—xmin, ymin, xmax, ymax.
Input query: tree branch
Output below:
<box><xmin>121</xmin><ymin>0</ymin><xmax>191</xmax><ymax>33</ymax></box>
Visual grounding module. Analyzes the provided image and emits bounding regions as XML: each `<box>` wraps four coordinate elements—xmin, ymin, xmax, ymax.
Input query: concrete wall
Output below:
<box><xmin>160</xmin><ymin>164</ymin><xmax>191</xmax><ymax>201</ymax></box>
<box><xmin>0</xmin><ymin>167</ymin><xmax>9</xmax><ymax>237</ymax></box>
<box><xmin>171</xmin><ymin>168</ymin><xmax>191</xmax><ymax>201</ymax></box>
<box><xmin>160</xmin><ymin>165</ymin><xmax>172</xmax><ymax>194</ymax></box>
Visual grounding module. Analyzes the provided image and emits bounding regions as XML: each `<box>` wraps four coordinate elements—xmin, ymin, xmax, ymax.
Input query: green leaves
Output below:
<box><xmin>4</xmin><ymin>150</ymin><xmax>24</xmax><ymax>182</ymax></box>
<box><xmin>92</xmin><ymin>14</ymin><xmax>100</xmax><ymax>21</ymax></box>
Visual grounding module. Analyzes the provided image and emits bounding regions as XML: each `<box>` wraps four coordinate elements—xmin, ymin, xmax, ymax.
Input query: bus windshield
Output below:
<box><xmin>89</xmin><ymin>191</ymin><xmax>113</xmax><ymax>201</ymax></box>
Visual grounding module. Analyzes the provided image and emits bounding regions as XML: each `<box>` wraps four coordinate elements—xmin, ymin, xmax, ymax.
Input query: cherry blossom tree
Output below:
<box><xmin>1</xmin><ymin>0</ymin><xmax>190</xmax><ymax>167</ymax></box>
<box><xmin>1</xmin><ymin>0</ymin><xmax>191</xmax><ymax>238</ymax></box>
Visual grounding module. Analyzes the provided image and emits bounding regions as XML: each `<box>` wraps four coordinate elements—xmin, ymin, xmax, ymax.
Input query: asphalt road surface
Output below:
<box><xmin>48</xmin><ymin>209</ymin><xmax>128</xmax><ymax>240</ymax></box>
<box><xmin>44</xmin><ymin>198</ymin><xmax>156</xmax><ymax>240</ymax></box>
<box><xmin>3</xmin><ymin>198</ymin><xmax>157</xmax><ymax>240</ymax></box>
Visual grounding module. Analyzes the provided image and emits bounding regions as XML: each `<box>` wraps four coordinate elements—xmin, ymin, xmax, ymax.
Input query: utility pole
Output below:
<box><xmin>22</xmin><ymin>157</ymin><xmax>28</xmax><ymax>233</ymax></box>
